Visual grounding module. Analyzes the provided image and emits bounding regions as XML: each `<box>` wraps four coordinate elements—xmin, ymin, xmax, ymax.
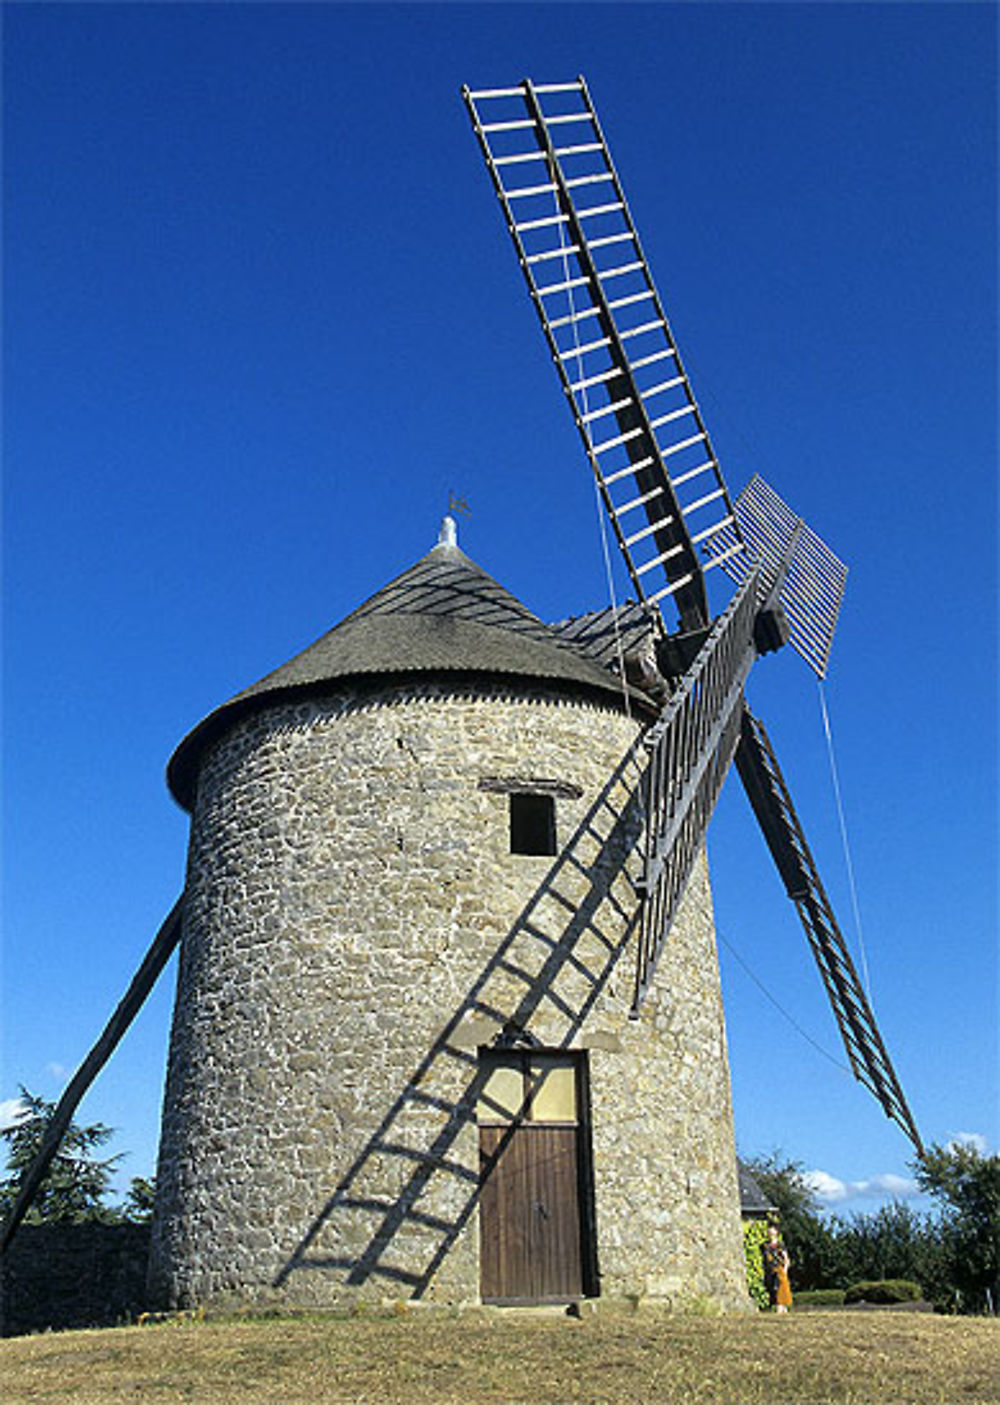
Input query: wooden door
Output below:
<box><xmin>477</xmin><ymin>1051</ymin><xmax>592</xmax><ymax>1304</ymax></box>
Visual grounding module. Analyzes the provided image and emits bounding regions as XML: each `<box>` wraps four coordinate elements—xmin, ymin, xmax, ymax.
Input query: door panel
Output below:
<box><xmin>479</xmin><ymin>1124</ymin><xmax>582</xmax><ymax>1302</ymax></box>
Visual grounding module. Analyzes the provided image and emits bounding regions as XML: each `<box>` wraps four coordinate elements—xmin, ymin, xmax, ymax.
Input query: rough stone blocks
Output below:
<box><xmin>148</xmin><ymin>678</ymin><xmax>748</xmax><ymax>1312</ymax></box>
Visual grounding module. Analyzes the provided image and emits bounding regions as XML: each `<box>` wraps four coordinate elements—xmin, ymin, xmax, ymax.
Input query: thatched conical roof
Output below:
<box><xmin>167</xmin><ymin>530</ymin><xmax>646</xmax><ymax>809</ymax></box>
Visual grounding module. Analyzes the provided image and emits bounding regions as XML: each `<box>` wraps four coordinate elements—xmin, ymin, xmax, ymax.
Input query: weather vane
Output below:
<box><xmin>448</xmin><ymin>491</ymin><xmax>471</xmax><ymax>517</ymax></box>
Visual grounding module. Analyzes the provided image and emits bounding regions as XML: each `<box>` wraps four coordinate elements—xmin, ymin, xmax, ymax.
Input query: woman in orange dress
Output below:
<box><xmin>761</xmin><ymin>1224</ymin><xmax>793</xmax><ymax>1312</ymax></box>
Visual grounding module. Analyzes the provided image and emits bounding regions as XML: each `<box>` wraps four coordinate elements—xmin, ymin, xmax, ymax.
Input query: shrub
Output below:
<box><xmin>795</xmin><ymin>1288</ymin><xmax>846</xmax><ymax>1306</ymax></box>
<box><xmin>844</xmin><ymin>1278</ymin><xmax>922</xmax><ymax>1305</ymax></box>
<box><xmin>742</xmin><ymin>1221</ymin><xmax>770</xmax><ymax>1310</ymax></box>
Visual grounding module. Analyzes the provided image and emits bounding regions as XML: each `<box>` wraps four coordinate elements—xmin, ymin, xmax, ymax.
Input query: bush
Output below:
<box><xmin>844</xmin><ymin>1278</ymin><xmax>922</xmax><ymax>1305</ymax></box>
<box><xmin>795</xmin><ymin>1288</ymin><xmax>846</xmax><ymax>1306</ymax></box>
<box><xmin>742</xmin><ymin>1221</ymin><xmax>770</xmax><ymax>1310</ymax></box>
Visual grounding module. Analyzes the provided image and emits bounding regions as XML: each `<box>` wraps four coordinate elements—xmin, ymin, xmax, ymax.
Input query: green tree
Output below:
<box><xmin>914</xmin><ymin>1142</ymin><xmax>1000</xmax><ymax>1313</ymax></box>
<box><xmin>0</xmin><ymin>1087</ymin><xmax>122</xmax><ymax>1225</ymax></box>
<box><xmin>829</xmin><ymin>1200</ymin><xmax>946</xmax><ymax>1298</ymax></box>
<box><xmin>123</xmin><ymin>1175</ymin><xmax>156</xmax><ymax>1223</ymax></box>
<box><xmin>741</xmin><ymin>1152</ymin><xmax>840</xmax><ymax>1291</ymax></box>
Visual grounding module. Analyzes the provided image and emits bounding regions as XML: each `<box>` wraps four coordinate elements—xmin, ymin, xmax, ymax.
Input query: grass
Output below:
<box><xmin>2</xmin><ymin>1307</ymin><xmax>998</xmax><ymax>1404</ymax></box>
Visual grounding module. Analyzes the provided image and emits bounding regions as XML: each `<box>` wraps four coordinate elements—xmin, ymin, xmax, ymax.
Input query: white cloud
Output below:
<box><xmin>864</xmin><ymin>1173</ymin><xmax>921</xmax><ymax>1197</ymax></box>
<box><xmin>803</xmin><ymin>1169</ymin><xmax>849</xmax><ymax>1202</ymax></box>
<box><xmin>948</xmin><ymin>1131</ymin><xmax>989</xmax><ymax>1155</ymax></box>
<box><xmin>46</xmin><ymin>1062</ymin><xmax>67</xmax><ymax>1081</ymax></box>
<box><xmin>0</xmin><ymin>1097</ymin><xmax>28</xmax><ymax>1131</ymax></box>
<box><xmin>805</xmin><ymin>1168</ymin><xmax>921</xmax><ymax>1205</ymax></box>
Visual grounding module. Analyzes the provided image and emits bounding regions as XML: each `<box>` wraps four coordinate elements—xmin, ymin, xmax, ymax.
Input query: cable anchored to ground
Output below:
<box><xmin>718</xmin><ymin>927</ymin><xmax>852</xmax><ymax>1076</ymax></box>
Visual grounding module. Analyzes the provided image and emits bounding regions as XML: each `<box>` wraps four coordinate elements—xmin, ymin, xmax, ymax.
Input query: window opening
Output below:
<box><xmin>509</xmin><ymin>792</ymin><xmax>556</xmax><ymax>856</ymax></box>
<box><xmin>477</xmin><ymin>1051</ymin><xmax>578</xmax><ymax>1125</ymax></box>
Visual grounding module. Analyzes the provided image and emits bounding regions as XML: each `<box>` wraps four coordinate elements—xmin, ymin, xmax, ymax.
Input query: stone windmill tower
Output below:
<box><xmin>147</xmin><ymin>520</ymin><xmax>749</xmax><ymax>1310</ymax></box>
<box><xmin>0</xmin><ymin>78</ymin><xmax>920</xmax><ymax>1312</ymax></box>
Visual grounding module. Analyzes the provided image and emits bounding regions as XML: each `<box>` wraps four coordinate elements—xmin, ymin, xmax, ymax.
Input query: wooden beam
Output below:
<box><xmin>0</xmin><ymin>895</ymin><xmax>184</xmax><ymax>1255</ymax></box>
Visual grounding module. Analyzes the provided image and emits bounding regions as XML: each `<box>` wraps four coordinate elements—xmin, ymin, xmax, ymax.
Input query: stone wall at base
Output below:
<box><xmin>1</xmin><ymin>1223</ymin><xmax>151</xmax><ymax>1336</ymax></box>
<box><xmin>149</xmin><ymin>677</ymin><xmax>749</xmax><ymax>1313</ymax></box>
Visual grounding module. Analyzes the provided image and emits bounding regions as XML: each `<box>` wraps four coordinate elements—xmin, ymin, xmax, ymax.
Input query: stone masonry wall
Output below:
<box><xmin>148</xmin><ymin>678</ymin><xmax>747</xmax><ymax>1311</ymax></box>
<box><xmin>1</xmin><ymin>1223</ymin><xmax>151</xmax><ymax>1336</ymax></box>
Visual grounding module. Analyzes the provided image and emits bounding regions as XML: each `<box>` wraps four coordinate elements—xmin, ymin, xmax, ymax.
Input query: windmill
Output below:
<box><xmin>2</xmin><ymin>79</ymin><xmax>919</xmax><ymax>1313</ymax></box>
<box><xmin>461</xmin><ymin>76</ymin><xmax>921</xmax><ymax>1149</ymax></box>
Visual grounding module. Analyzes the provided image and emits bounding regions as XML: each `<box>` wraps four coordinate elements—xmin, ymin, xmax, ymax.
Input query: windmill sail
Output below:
<box><xmin>632</xmin><ymin>571</ymin><xmax>759</xmax><ymax>1008</ymax></box>
<box><xmin>735</xmin><ymin>710</ymin><xmax>923</xmax><ymax>1153</ymax></box>
<box><xmin>708</xmin><ymin>474</ymin><xmax>848</xmax><ymax>680</ymax></box>
<box><xmin>463</xmin><ymin>78</ymin><xmax>743</xmax><ymax>634</ymax></box>
<box><xmin>622</xmin><ymin>477</ymin><xmax>845</xmax><ymax>1012</ymax></box>
<box><xmin>465</xmin><ymin>77</ymin><xmax>919</xmax><ymax>1151</ymax></box>
<box><xmin>633</xmin><ymin>640</ymin><xmax>921</xmax><ymax>1147</ymax></box>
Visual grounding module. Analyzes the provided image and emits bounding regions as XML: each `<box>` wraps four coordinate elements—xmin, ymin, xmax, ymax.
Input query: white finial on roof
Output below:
<box><xmin>438</xmin><ymin>515</ymin><xmax>458</xmax><ymax>548</ymax></box>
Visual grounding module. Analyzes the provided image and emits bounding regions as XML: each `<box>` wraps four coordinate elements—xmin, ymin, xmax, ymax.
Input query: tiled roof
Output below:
<box><xmin>738</xmin><ymin>1161</ymin><xmax>778</xmax><ymax>1218</ymax></box>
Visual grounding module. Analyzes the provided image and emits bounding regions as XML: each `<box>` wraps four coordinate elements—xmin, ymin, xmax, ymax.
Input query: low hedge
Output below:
<box><xmin>794</xmin><ymin>1288</ymin><xmax>846</xmax><ymax>1307</ymax></box>
<box><xmin>844</xmin><ymin>1278</ymin><xmax>922</xmax><ymax>1305</ymax></box>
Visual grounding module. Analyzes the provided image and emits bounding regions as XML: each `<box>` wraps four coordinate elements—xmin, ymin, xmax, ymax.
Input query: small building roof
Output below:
<box><xmin>167</xmin><ymin>531</ymin><xmax>651</xmax><ymax>810</ymax></box>
<box><xmin>737</xmin><ymin>1161</ymin><xmax>778</xmax><ymax>1219</ymax></box>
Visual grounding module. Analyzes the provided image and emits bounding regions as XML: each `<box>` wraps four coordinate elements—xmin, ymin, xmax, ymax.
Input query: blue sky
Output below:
<box><xmin>3</xmin><ymin>3</ymin><xmax>996</xmax><ymax>1219</ymax></box>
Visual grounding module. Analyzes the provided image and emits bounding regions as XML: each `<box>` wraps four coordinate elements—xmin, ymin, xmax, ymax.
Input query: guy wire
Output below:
<box><xmin>817</xmin><ymin>680</ymin><xmax>872</xmax><ymax>1002</ymax></box>
<box><xmin>718</xmin><ymin>928</ymin><xmax>851</xmax><ymax>1076</ymax></box>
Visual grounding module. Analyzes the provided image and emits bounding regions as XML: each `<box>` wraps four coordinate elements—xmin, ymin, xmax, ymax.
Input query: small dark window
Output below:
<box><xmin>509</xmin><ymin>793</ymin><xmax>556</xmax><ymax>856</ymax></box>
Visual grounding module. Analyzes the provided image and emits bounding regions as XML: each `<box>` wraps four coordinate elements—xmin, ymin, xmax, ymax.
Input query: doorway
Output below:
<box><xmin>477</xmin><ymin>1048</ymin><xmax>597</xmax><ymax>1304</ymax></box>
